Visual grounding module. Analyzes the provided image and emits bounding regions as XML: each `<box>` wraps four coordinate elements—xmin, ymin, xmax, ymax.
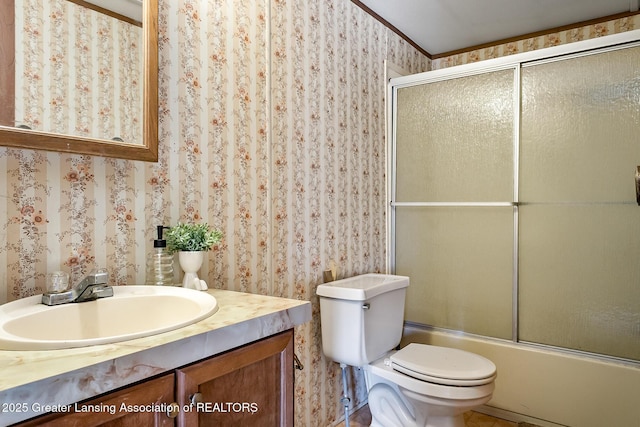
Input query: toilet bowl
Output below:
<box><xmin>365</xmin><ymin>344</ymin><xmax>496</xmax><ymax>427</ymax></box>
<box><xmin>317</xmin><ymin>274</ymin><xmax>497</xmax><ymax>427</ymax></box>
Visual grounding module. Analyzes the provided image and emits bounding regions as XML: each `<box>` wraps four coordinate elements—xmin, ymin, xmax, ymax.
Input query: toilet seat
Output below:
<box><xmin>390</xmin><ymin>343</ymin><xmax>497</xmax><ymax>386</ymax></box>
<box><xmin>366</xmin><ymin>356</ymin><xmax>495</xmax><ymax>402</ymax></box>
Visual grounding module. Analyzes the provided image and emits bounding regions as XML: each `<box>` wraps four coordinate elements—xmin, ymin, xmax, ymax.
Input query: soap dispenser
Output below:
<box><xmin>146</xmin><ymin>225</ymin><xmax>174</xmax><ymax>286</ymax></box>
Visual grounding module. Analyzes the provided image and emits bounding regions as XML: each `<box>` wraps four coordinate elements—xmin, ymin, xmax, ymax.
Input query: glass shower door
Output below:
<box><xmin>519</xmin><ymin>46</ymin><xmax>640</xmax><ymax>360</ymax></box>
<box><xmin>394</xmin><ymin>69</ymin><xmax>516</xmax><ymax>340</ymax></box>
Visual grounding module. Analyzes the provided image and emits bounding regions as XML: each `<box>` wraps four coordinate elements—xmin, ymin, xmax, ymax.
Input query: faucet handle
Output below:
<box><xmin>46</xmin><ymin>271</ymin><xmax>70</xmax><ymax>293</ymax></box>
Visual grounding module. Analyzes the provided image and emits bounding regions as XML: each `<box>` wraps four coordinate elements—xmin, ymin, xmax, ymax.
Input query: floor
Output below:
<box><xmin>336</xmin><ymin>405</ymin><xmax>528</xmax><ymax>427</ymax></box>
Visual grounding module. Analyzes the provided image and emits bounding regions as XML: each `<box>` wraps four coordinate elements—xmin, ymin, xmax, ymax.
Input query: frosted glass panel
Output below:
<box><xmin>395</xmin><ymin>70</ymin><xmax>514</xmax><ymax>202</ymax></box>
<box><xmin>521</xmin><ymin>46</ymin><xmax>640</xmax><ymax>203</ymax></box>
<box><xmin>519</xmin><ymin>45</ymin><xmax>640</xmax><ymax>361</ymax></box>
<box><xmin>519</xmin><ymin>205</ymin><xmax>640</xmax><ymax>360</ymax></box>
<box><xmin>396</xmin><ymin>207</ymin><xmax>513</xmax><ymax>340</ymax></box>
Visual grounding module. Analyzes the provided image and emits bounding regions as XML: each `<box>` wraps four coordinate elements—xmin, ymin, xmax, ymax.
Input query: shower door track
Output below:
<box><xmin>390</xmin><ymin>202</ymin><xmax>515</xmax><ymax>207</ymax></box>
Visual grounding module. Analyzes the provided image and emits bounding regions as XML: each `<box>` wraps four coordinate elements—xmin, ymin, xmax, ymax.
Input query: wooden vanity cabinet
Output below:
<box><xmin>176</xmin><ymin>329</ymin><xmax>294</xmax><ymax>426</ymax></box>
<box><xmin>13</xmin><ymin>330</ymin><xmax>294</xmax><ymax>427</ymax></box>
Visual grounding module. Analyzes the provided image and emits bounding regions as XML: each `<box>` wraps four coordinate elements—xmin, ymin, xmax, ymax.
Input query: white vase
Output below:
<box><xmin>178</xmin><ymin>251</ymin><xmax>205</xmax><ymax>290</ymax></box>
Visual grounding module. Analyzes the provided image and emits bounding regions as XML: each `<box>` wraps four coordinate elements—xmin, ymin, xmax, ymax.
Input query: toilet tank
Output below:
<box><xmin>316</xmin><ymin>274</ymin><xmax>409</xmax><ymax>367</ymax></box>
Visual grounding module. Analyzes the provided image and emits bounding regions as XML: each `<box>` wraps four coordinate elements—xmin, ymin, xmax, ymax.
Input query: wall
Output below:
<box><xmin>0</xmin><ymin>0</ymin><xmax>428</xmax><ymax>425</ymax></box>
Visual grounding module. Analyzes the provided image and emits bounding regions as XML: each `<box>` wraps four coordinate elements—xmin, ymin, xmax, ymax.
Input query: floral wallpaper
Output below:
<box><xmin>432</xmin><ymin>14</ymin><xmax>639</xmax><ymax>69</ymax></box>
<box><xmin>1</xmin><ymin>0</ymin><xmax>428</xmax><ymax>425</ymax></box>
<box><xmin>2</xmin><ymin>1</ymin><xmax>636</xmax><ymax>425</ymax></box>
<box><xmin>15</xmin><ymin>0</ymin><xmax>142</xmax><ymax>143</ymax></box>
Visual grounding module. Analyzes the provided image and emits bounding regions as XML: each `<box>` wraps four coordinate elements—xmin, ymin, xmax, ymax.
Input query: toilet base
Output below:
<box><xmin>368</xmin><ymin>383</ymin><xmax>467</xmax><ymax>427</ymax></box>
<box><xmin>400</xmin><ymin>387</ymin><xmax>470</xmax><ymax>427</ymax></box>
<box><xmin>369</xmin><ymin>383</ymin><xmax>418</xmax><ymax>427</ymax></box>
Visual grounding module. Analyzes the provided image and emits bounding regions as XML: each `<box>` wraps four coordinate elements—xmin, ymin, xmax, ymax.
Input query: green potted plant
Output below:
<box><xmin>166</xmin><ymin>223</ymin><xmax>222</xmax><ymax>290</ymax></box>
<box><xmin>165</xmin><ymin>222</ymin><xmax>223</xmax><ymax>253</ymax></box>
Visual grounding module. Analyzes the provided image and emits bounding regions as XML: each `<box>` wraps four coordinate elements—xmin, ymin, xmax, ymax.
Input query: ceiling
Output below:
<box><xmin>357</xmin><ymin>0</ymin><xmax>640</xmax><ymax>56</ymax></box>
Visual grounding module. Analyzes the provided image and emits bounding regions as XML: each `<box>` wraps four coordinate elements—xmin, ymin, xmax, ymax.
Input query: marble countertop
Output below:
<box><xmin>0</xmin><ymin>288</ymin><xmax>311</xmax><ymax>425</ymax></box>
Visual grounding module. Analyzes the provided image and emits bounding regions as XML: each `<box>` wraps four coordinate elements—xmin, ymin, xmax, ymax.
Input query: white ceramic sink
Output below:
<box><xmin>0</xmin><ymin>286</ymin><xmax>218</xmax><ymax>350</ymax></box>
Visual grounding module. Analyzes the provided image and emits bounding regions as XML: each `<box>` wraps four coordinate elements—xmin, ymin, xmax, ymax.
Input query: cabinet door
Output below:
<box><xmin>176</xmin><ymin>330</ymin><xmax>294</xmax><ymax>427</ymax></box>
<box><xmin>15</xmin><ymin>374</ymin><xmax>176</xmax><ymax>427</ymax></box>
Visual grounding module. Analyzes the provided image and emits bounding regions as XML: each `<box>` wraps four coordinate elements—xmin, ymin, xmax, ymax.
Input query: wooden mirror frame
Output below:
<box><xmin>0</xmin><ymin>0</ymin><xmax>158</xmax><ymax>162</ymax></box>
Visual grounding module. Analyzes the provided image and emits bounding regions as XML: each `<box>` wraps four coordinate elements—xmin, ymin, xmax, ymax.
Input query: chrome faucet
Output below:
<box><xmin>42</xmin><ymin>269</ymin><xmax>113</xmax><ymax>306</ymax></box>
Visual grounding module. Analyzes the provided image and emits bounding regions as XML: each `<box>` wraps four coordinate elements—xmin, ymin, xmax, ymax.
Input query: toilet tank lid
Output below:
<box><xmin>316</xmin><ymin>274</ymin><xmax>409</xmax><ymax>301</ymax></box>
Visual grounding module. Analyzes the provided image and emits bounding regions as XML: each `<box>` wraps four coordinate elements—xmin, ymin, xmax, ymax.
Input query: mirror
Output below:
<box><xmin>0</xmin><ymin>0</ymin><xmax>158</xmax><ymax>161</ymax></box>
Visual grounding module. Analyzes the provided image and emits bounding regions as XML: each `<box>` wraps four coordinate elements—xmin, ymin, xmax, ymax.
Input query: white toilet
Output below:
<box><xmin>317</xmin><ymin>274</ymin><xmax>497</xmax><ymax>427</ymax></box>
